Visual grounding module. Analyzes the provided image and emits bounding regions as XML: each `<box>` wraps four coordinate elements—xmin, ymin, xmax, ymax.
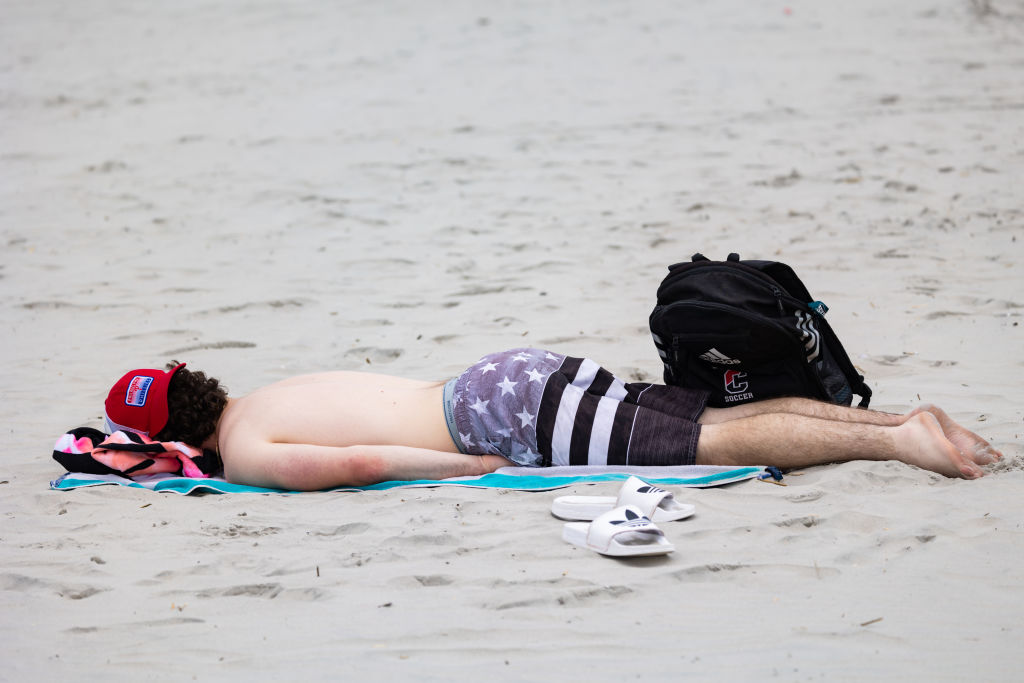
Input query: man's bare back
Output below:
<box><xmin>214</xmin><ymin>372</ymin><xmax>510</xmax><ymax>489</ymax></box>
<box><xmin>222</xmin><ymin>372</ymin><xmax>455</xmax><ymax>453</ymax></box>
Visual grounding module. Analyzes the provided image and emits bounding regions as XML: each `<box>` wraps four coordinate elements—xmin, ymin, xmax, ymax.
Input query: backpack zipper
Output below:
<box><xmin>657</xmin><ymin>300</ymin><xmax>806</xmax><ymax>353</ymax></box>
<box><xmin>661</xmin><ymin>264</ymin><xmax>794</xmax><ymax>318</ymax></box>
<box><xmin>770</xmin><ymin>286</ymin><xmax>784</xmax><ymax>316</ymax></box>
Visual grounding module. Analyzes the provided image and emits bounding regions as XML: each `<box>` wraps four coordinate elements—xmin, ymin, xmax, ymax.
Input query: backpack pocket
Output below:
<box><xmin>651</xmin><ymin>301</ymin><xmax>831</xmax><ymax>407</ymax></box>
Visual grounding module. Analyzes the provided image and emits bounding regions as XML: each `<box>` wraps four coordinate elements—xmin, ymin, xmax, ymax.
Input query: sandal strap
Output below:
<box><xmin>587</xmin><ymin>504</ymin><xmax>665</xmax><ymax>550</ymax></box>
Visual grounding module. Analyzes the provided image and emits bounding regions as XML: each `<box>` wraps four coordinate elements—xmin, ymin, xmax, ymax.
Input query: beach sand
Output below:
<box><xmin>2</xmin><ymin>0</ymin><xmax>1022</xmax><ymax>679</ymax></box>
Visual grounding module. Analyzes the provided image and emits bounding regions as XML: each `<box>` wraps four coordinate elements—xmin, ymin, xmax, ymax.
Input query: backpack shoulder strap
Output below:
<box><xmin>816</xmin><ymin>316</ymin><xmax>873</xmax><ymax>407</ymax></box>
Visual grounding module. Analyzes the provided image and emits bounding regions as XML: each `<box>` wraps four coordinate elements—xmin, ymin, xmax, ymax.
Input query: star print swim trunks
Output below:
<box><xmin>443</xmin><ymin>348</ymin><xmax>709</xmax><ymax>468</ymax></box>
<box><xmin>444</xmin><ymin>348</ymin><xmax>564</xmax><ymax>466</ymax></box>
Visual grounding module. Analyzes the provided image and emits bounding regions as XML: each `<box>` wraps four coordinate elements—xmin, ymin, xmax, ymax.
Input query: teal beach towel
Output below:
<box><xmin>50</xmin><ymin>465</ymin><xmax>767</xmax><ymax>495</ymax></box>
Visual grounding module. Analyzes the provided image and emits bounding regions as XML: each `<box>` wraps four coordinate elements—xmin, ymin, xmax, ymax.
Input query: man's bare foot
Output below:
<box><xmin>909</xmin><ymin>404</ymin><xmax>1003</xmax><ymax>466</ymax></box>
<box><xmin>895</xmin><ymin>413</ymin><xmax>984</xmax><ymax>479</ymax></box>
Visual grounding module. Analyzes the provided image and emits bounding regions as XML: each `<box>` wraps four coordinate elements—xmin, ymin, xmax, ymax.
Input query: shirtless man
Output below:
<box><xmin>103</xmin><ymin>348</ymin><xmax>1002</xmax><ymax>490</ymax></box>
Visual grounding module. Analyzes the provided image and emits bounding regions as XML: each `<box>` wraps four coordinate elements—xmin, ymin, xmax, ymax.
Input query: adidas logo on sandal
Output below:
<box><xmin>610</xmin><ymin>508</ymin><xmax>654</xmax><ymax>529</ymax></box>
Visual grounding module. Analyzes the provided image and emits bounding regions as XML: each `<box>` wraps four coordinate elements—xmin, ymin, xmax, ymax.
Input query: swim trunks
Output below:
<box><xmin>444</xmin><ymin>348</ymin><xmax>708</xmax><ymax>468</ymax></box>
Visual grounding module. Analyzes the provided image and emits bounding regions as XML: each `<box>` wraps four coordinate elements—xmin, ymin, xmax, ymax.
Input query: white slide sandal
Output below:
<box><xmin>551</xmin><ymin>475</ymin><xmax>696</xmax><ymax>522</ymax></box>
<box><xmin>562</xmin><ymin>505</ymin><xmax>675</xmax><ymax>557</ymax></box>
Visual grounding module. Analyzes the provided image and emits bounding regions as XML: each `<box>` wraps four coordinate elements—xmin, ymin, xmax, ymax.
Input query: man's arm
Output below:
<box><xmin>223</xmin><ymin>441</ymin><xmax>511</xmax><ymax>491</ymax></box>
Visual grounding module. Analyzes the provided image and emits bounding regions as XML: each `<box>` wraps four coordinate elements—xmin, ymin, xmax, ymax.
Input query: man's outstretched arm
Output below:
<box><xmin>223</xmin><ymin>442</ymin><xmax>511</xmax><ymax>491</ymax></box>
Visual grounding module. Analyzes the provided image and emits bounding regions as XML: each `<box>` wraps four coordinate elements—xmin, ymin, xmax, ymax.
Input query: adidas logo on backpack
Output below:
<box><xmin>649</xmin><ymin>253</ymin><xmax>871</xmax><ymax>408</ymax></box>
<box><xmin>697</xmin><ymin>348</ymin><xmax>741</xmax><ymax>365</ymax></box>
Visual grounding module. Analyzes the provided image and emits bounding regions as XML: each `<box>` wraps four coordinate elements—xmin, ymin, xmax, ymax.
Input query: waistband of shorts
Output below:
<box><xmin>442</xmin><ymin>378</ymin><xmax>467</xmax><ymax>454</ymax></box>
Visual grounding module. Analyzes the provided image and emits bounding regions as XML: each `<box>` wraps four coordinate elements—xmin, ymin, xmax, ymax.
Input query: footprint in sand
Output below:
<box><xmin>670</xmin><ymin>563</ymin><xmax>840</xmax><ymax>582</ymax></box>
<box><xmin>0</xmin><ymin>572</ymin><xmax>107</xmax><ymax>600</ymax></box>
<box><xmin>486</xmin><ymin>583</ymin><xmax>633</xmax><ymax>610</ymax></box>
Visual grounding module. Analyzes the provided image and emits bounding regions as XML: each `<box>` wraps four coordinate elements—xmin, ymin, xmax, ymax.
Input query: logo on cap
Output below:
<box><xmin>125</xmin><ymin>375</ymin><xmax>153</xmax><ymax>407</ymax></box>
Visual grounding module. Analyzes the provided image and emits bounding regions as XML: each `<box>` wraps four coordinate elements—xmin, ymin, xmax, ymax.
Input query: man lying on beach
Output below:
<box><xmin>103</xmin><ymin>348</ymin><xmax>1002</xmax><ymax>490</ymax></box>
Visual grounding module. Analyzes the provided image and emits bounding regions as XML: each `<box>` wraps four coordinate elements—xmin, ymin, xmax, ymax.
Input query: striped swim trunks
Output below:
<box><xmin>444</xmin><ymin>348</ymin><xmax>709</xmax><ymax>467</ymax></box>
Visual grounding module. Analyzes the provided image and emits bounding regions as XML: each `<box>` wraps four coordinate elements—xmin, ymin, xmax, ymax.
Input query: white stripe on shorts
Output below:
<box><xmin>606</xmin><ymin>377</ymin><xmax>627</xmax><ymax>401</ymax></box>
<box><xmin>550</xmin><ymin>385</ymin><xmax>582</xmax><ymax>466</ymax></box>
<box><xmin>570</xmin><ymin>359</ymin><xmax>600</xmax><ymax>389</ymax></box>
<box><xmin>550</xmin><ymin>359</ymin><xmax>600</xmax><ymax>465</ymax></box>
<box><xmin>586</xmin><ymin>395</ymin><xmax>621</xmax><ymax>466</ymax></box>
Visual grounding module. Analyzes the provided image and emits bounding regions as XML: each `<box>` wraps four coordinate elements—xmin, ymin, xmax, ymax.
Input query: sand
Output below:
<box><xmin>2</xmin><ymin>0</ymin><xmax>1023</xmax><ymax>679</ymax></box>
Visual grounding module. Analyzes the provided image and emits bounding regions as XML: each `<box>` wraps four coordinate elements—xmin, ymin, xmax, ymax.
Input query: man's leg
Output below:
<box><xmin>696</xmin><ymin>410</ymin><xmax>986</xmax><ymax>479</ymax></box>
<box><xmin>699</xmin><ymin>397</ymin><xmax>1001</xmax><ymax>466</ymax></box>
<box><xmin>700</xmin><ymin>397</ymin><xmax>902</xmax><ymax>425</ymax></box>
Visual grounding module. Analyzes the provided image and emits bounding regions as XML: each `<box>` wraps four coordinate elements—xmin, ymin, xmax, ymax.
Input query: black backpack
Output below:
<box><xmin>649</xmin><ymin>253</ymin><xmax>871</xmax><ymax>408</ymax></box>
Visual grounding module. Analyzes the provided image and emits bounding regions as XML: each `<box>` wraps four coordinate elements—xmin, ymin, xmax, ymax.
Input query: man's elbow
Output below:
<box><xmin>339</xmin><ymin>449</ymin><xmax>391</xmax><ymax>487</ymax></box>
<box><xmin>243</xmin><ymin>448</ymin><xmax>389</xmax><ymax>491</ymax></box>
<box><xmin>290</xmin><ymin>448</ymin><xmax>389</xmax><ymax>490</ymax></box>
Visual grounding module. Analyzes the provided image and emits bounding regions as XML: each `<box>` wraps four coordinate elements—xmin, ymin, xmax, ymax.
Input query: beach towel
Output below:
<box><xmin>49</xmin><ymin>465</ymin><xmax>770</xmax><ymax>495</ymax></box>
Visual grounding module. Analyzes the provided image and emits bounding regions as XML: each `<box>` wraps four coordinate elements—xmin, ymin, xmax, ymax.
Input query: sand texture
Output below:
<box><xmin>2</xmin><ymin>0</ymin><xmax>1023</xmax><ymax>679</ymax></box>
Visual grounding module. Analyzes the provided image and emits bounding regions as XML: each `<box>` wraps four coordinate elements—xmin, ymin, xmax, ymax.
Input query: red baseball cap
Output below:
<box><xmin>104</xmin><ymin>363</ymin><xmax>186</xmax><ymax>436</ymax></box>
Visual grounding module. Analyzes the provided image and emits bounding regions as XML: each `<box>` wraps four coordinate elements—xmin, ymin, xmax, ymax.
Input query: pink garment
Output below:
<box><xmin>54</xmin><ymin>430</ymin><xmax>209</xmax><ymax>479</ymax></box>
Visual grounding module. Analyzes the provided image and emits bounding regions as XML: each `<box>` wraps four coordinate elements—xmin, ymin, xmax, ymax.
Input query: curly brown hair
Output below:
<box><xmin>154</xmin><ymin>363</ymin><xmax>229</xmax><ymax>447</ymax></box>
